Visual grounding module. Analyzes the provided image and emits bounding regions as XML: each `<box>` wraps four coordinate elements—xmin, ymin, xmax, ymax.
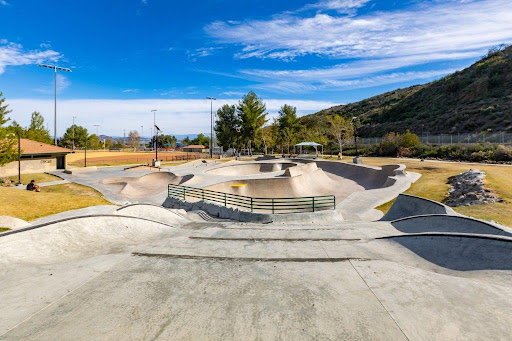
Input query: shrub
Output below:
<box><xmin>495</xmin><ymin>144</ymin><xmax>512</xmax><ymax>161</ymax></box>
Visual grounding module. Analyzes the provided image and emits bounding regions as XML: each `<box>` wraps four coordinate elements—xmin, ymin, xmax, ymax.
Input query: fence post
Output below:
<box><xmin>202</xmin><ymin>189</ymin><xmax>204</xmax><ymax>201</ymax></box>
<box><xmin>312</xmin><ymin>197</ymin><xmax>315</xmax><ymax>212</ymax></box>
<box><xmin>272</xmin><ymin>198</ymin><xmax>274</xmax><ymax>214</ymax></box>
<box><xmin>250</xmin><ymin>198</ymin><xmax>253</xmax><ymax>212</ymax></box>
<box><xmin>224</xmin><ymin>193</ymin><xmax>227</xmax><ymax>207</ymax></box>
<box><xmin>183</xmin><ymin>187</ymin><xmax>186</xmax><ymax>200</ymax></box>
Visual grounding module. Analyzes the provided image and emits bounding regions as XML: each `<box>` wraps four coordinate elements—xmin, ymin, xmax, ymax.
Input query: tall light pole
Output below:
<box><xmin>37</xmin><ymin>64</ymin><xmax>72</xmax><ymax>145</ymax></box>
<box><xmin>206</xmin><ymin>97</ymin><xmax>216</xmax><ymax>158</ymax></box>
<box><xmin>141</xmin><ymin>125</ymin><xmax>144</xmax><ymax>149</ymax></box>
<box><xmin>151</xmin><ymin>109</ymin><xmax>158</xmax><ymax>161</ymax></box>
<box><xmin>94</xmin><ymin>124</ymin><xmax>100</xmax><ymax>137</ymax></box>
<box><xmin>72</xmin><ymin>116</ymin><xmax>77</xmax><ymax>151</ymax></box>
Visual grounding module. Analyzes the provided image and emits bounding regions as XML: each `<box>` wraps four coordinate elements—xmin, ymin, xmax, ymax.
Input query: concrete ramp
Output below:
<box><xmin>383</xmin><ymin>234</ymin><xmax>512</xmax><ymax>271</ymax></box>
<box><xmin>116</xmin><ymin>204</ymin><xmax>191</xmax><ymax>225</ymax></box>
<box><xmin>381</xmin><ymin>194</ymin><xmax>457</xmax><ymax>221</ymax></box>
<box><xmin>0</xmin><ymin>215</ymin><xmax>178</xmax><ymax>264</ymax></box>
<box><xmin>390</xmin><ymin>215</ymin><xmax>512</xmax><ymax>237</ymax></box>
<box><xmin>206</xmin><ymin>162</ymin><xmax>295</xmax><ymax>176</ymax></box>
<box><xmin>102</xmin><ymin>172</ymin><xmax>193</xmax><ymax>198</ymax></box>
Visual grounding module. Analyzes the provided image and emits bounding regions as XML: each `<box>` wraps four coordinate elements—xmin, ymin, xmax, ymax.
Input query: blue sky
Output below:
<box><xmin>1</xmin><ymin>0</ymin><xmax>511</xmax><ymax>136</ymax></box>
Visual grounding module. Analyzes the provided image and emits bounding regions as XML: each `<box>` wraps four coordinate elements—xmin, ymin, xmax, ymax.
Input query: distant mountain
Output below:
<box><xmin>301</xmin><ymin>45</ymin><xmax>512</xmax><ymax>137</ymax></box>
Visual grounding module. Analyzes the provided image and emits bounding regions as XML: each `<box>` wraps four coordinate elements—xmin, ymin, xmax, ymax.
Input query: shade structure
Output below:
<box><xmin>293</xmin><ymin>142</ymin><xmax>323</xmax><ymax>158</ymax></box>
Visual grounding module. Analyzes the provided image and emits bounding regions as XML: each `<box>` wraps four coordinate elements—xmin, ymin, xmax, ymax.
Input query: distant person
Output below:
<box><xmin>26</xmin><ymin>180</ymin><xmax>40</xmax><ymax>192</ymax></box>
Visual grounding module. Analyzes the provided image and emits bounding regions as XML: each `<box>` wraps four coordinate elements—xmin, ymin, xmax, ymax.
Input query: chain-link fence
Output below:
<box><xmin>360</xmin><ymin>132</ymin><xmax>512</xmax><ymax>145</ymax></box>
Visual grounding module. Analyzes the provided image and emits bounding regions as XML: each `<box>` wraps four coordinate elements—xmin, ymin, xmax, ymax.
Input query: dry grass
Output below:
<box><xmin>0</xmin><ymin>183</ymin><xmax>112</xmax><ymax>221</ymax></box>
<box><xmin>357</xmin><ymin>157</ymin><xmax>512</xmax><ymax>226</ymax></box>
<box><xmin>7</xmin><ymin>173</ymin><xmax>61</xmax><ymax>185</ymax></box>
<box><xmin>0</xmin><ymin>227</ymin><xmax>10</xmax><ymax>233</ymax></box>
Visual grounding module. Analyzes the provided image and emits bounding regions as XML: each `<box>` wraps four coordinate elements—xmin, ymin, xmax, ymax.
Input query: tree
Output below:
<box><xmin>25</xmin><ymin>112</ymin><xmax>52</xmax><ymax>144</ymax></box>
<box><xmin>326</xmin><ymin>114</ymin><xmax>353</xmax><ymax>158</ymax></box>
<box><xmin>190</xmin><ymin>133</ymin><xmax>209</xmax><ymax>148</ymax></box>
<box><xmin>277</xmin><ymin>104</ymin><xmax>300</xmax><ymax>153</ymax></box>
<box><xmin>0</xmin><ymin>92</ymin><xmax>16</xmax><ymax>166</ymax></box>
<box><xmin>214</xmin><ymin>104</ymin><xmax>241</xmax><ymax>151</ymax></box>
<box><xmin>61</xmin><ymin>125</ymin><xmax>88</xmax><ymax>149</ymax></box>
<box><xmin>87</xmin><ymin>134</ymin><xmax>102</xmax><ymax>149</ymax></box>
<box><xmin>182</xmin><ymin>136</ymin><xmax>191</xmax><ymax>145</ymax></box>
<box><xmin>128</xmin><ymin>130</ymin><xmax>140</xmax><ymax>149</ymax></box>
<box><xmin>237</xmin><ymin>91</ymin><xmax>268</xmax><ymax>155</ymax></box>
<box><xmin>104</xmin><ymin>138</ymin><xmax>115</xmax><ymax>149</ymax></box>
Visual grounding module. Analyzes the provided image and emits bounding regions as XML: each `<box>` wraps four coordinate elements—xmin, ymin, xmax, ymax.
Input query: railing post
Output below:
<box><xmin>224</xmin><ymin>193</ymin><xmax>227</xmax><ymax>207</ymax></box>
<box><xmin>202</xmin><ymin>189</ymin><xmax>204</xmax><ymax>201</ymax></box>
<box><xmin>272</xmin><ymin>198</ymin><xmax>274</xmax><ymax>214</ymax></box>
<box><xmin>333</xmin><ymin>196</ymin><xmax>336</xmax><ymax>210</ymax></box>
<box><xmin>312</xmin><ymin>197</ymin><xmax>315</xmax><ymax>212</ymax></box>
<box><xmin>251</xmin><ymin>197</ymin><xmax>253</xmax><ymax>212</ymax></box>
<box><xmin>183</xmin><ymin>187</ymin><xmax>186</xmax><ymax>200</ymax></box>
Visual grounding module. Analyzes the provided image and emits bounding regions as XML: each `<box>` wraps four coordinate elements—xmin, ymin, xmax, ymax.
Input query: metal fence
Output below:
<box><xmin>360</xmin><ymin>132</ymin><xmax>512</xmax><ymax>145</ymax></box>
<box><xmin>168</xmin><ymin>184</ymin><xmax>335</xmax><ymax>214</ymax></box>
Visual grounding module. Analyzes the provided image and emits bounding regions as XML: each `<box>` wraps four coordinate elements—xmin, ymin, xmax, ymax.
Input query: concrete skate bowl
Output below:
<box><xmin>102</xmin><ymin>172</ymin><xmax>194</xmax><ymax>198</ymax></box>
<box><xmin>205</xmin><ymin>162</ymin><xmax>296</xmax><ymax>176</ymax></box>
<box><xmin>0</xmin><ymin>215</ymin><xmax>179</xmax><ymax>264</ymax></box>
<box><xmin>205</xmin><ymin>162</ymin><xmax>398</xmax><ymax>204</ymax></box>
<box><xmin>390</xmin><ymin>215</ymin><xmax>512</xmax><ymax>237</ymax></box>
<box><xmin>381</xmin><ymin>234</ymin><xmax>512</xmax><ymax>271</ymax></box>
<box><xmin>381</xmin><ymin>194</ymin><xmax>457</xmax><ymax>221</ymax></box>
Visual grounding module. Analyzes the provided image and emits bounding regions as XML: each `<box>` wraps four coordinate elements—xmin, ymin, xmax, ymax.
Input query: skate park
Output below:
<box><xmin>1</xmin><ymin>157</ymin><xmax>512</xmax><ymax>340</ymax></box>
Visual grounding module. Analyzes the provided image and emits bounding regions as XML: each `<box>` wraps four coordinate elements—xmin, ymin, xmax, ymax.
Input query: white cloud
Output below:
<box><xmin>0</xmin><ymin>0</ymin><xmax>8</xmax><ymax>5</ymax></box>
<box><xmin>206</xmin><ymin>0</ymin><xmax>512</xmax><ymax>61</ymax></box>
<box><xmin>0</xmin><ymin>41</ymin><xmax>60</xmax><ymax>74</ymax></box>
<box><xmin>300</xmin><ymin>0</ymin><xmax>371</xmax><ymax>13</ymax></box>
<box><xmin>33</xmin><ymin>74</ymin><xmax>71</xmax><ymax>94</ymax></box>
<box><xmin>221</xmin><ymin>91</ymin><xmax>246</xmax><ymax>97</ymax></box>
<box><xmin>122</xmin><ymin>89</ymin><xmax>139</xmax><ymax>93</ymax></box>
<box><xmin>7</xmin><ymin>98</ymin><xmax>338</xmax><ymax>136</ymax></box>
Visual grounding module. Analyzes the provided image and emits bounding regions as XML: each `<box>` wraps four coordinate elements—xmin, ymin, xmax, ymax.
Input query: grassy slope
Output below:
<box><xmin>8</xmin><ymin>173</ymin><xmax>60</xmax><ymax>185</ymax></box>
<box><xmin>359</xmin><ymin>157</ymin><xmax>512</xmax><ymax>226</ymax></box>
<box><xmin>0</xmin><ymin>183</ymin><xmax>112</xmax><ymax>221</ymax></box>
<box><xmin>302</xmin><ymin>46</ymin><xmax>512</xmax><ymax>136</ymax></box>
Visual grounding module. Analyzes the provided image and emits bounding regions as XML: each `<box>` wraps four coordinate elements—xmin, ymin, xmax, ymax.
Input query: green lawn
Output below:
<box><xmin>0</xmin><ymin>183</ymin><xmax>112</xmax><ymax>221</ymax></box>
<box><xmin>7</xmin><ymin>173</ymin><xmax>61</xmax><ymax>185</ymax></box>
<box><xmin>356</xmin><ymin>157</ymin><xmax>512</xmax><ymax>226</ymax></box>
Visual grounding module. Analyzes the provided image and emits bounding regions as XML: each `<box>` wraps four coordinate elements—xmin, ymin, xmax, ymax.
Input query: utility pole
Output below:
<box><xmin>72</xmin><ymin>116</ymin><xmax>77</xmax><ymax>151</ymax></box>
<box><xmin>17</xmin><ymin>132</ymin><xmax>21</xmax><ymax>185</ymax></box>
<box><xmin>206</xmin><ymin>97</ymin><xmax>216</xmax><ymax>158</ymax></box>
<box><xmin>37</xmin><ymin>64</ymin><xmax>72</xmax><ymax>145</ymax></box>
<box><xmin>151</xmin><ymin>109</ymin><xmax>158</xmax><ymax>162</ymax></box>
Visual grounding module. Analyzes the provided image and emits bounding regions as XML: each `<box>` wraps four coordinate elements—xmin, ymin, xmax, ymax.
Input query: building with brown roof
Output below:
<box><xmin>0</xmin><ymin>139</ymin><xmax>72</xmax><ymax>177</ymax></box>
<box><xmin>182</xmin><ymin>145</ymin><xmax>206</xmax><ymax>153</ymax></box>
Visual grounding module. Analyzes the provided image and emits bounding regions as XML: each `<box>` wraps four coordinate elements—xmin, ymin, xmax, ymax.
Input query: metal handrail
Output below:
<box><xmin>168</xmin><ymin>184</ymin><xmax>335</xmax><ymax>214</ymax></box>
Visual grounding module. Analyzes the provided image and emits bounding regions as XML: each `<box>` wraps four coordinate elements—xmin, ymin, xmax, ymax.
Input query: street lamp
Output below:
<box><xmin>206</xmin><ymin>97</ymin><xmax>216</xmax><ymax>158</ymax></box>
<box><xmin>151</xmin><ymin>109</ymin><xmax>158</xmax><ymax>162</ymax></box>
<box><xmin>93</xmin><ymin>124</ymin><xmax>100</xmax><ymax>137</ymax></box>
<box><xmin>351</xmin><ymin>116</ymin><xmax>362</xmax><ymax>164</ymax></box>
<box><xmin>72</xmin><ymin>116</ymin><xmax>77</xmax><ymax>151</ymax></box>
<box><xmin>141</xmin><ymin>125</ymin><xmax>144</xmax><ymax>149</ymax></box>
<box><xmin>37</xmin><ymin>64</ymin><xmax>72</xmax><ymax>145</ymax></box>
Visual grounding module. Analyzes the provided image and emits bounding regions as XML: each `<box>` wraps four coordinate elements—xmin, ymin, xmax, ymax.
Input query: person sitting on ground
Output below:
<box><xmin>26</xmin><ymin>180</ymin><xmax>40</xmax><ymax>192</ymax></box>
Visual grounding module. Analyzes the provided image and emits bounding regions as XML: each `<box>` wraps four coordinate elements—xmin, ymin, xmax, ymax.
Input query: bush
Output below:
<box><xmin>495</xmin><ymin>145</ymin><xmax>512</xmax><ymax>161</ymax></box>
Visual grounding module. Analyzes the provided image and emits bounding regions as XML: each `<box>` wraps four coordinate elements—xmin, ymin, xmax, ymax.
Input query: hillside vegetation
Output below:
<box><xmin>303</xmin><ymin>45</ymin><xmax>512</xmax><ymax>136</ymax></box>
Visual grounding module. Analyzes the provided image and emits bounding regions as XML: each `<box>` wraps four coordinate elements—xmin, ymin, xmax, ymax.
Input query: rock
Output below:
<box><xmin>445</xmin><ymin>169</ymin><xmax>502</xmax><ymax>207</ymax></box>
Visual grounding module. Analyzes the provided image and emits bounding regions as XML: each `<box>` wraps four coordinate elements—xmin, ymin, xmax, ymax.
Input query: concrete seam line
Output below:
<box><xmin>377</xmin><ymin>232</ymin><xmax>512</xmax><ymax>242</ymax></box>
<box><xmin>348</xmin><ymin>259</ymin><xmax>411</xmax><ymax>341</ymax></box>
<box><xmin>188</xmin><ymin>236</ymin><xmax>363</xmax><ymax>242</ymax></box>
<box><xmin>132</xmin><ymin>252</ymin><xmax>372</xmax><ymax>262</ymax></box>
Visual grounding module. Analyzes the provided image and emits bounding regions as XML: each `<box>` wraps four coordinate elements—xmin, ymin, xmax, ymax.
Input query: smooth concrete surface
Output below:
<box><xmin>1</xmin><ymin>201</ymin><xmax>512</xmax><ymax>340</ymax></box>
<box><xmin>0</xmin><ymin>216</ymin><xmax>30</xmax><ymax>230</ymax></box>
<box><xmin>382</xmin><ymin>193</ymin><xmax>457</xmax><ymax>221</ymax></box>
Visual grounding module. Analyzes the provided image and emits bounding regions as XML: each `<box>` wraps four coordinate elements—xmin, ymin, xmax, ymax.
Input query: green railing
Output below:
<box><xmin>168</xmin><ymin>184</ymin><xmax>335</xmax><ymax>214</ymax></box>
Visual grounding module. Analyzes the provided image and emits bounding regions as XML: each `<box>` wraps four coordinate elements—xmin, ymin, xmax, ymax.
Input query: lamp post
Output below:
<box><xmin>351</xmin><ymin>117</ymin><xmax>362</xmax><ymax>164</ymax></box>
<box><xmin>151</xmin><ymin>109</ymin><xmax>158</xmax><ymax>162</ymax></box>
<box><xmin>94</xmin><ymin>124</ymin><xmax>100</xmax><ymax>137</ymax></box>
<box><xmin>72</xmin><ymin>116</ymin><xmax>77</xmax><ymax>151</ymax></box>
<box><xmin>206</xmin><ymin>97</ymin><xmax>216</xmax><ymax>158</ymax></box>
<box><xmin>17</xmin><ymin>132</ymin><xmax>21</xmax><ymax>185</ymax></box>
<box><xmin>37</xmin><ymin>64</ymin><xmax>72</xmax><ymax>145</ymax></box>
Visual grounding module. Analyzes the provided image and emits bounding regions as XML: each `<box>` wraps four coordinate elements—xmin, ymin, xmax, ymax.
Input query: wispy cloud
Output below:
<box><xmin>0</xmin><ymin>40</ymin><xmax>60</xmax><ymax>74</ymax></box>
<box><xmin>221</xmin><ymin>91</ymin><xmax>246</xmax><ymax>97</ymax></box>
<box><xmin>206</xmin><ymin>0</ymin><xmax>512</xmax><ymax>61</ymax></box>
<box><xmin>122</xmin><ymin>89</ymin><xmax>139</xmax><ymax>93</ymax></box>
<box><xmin>33</xmin><ymin>74</ymin><xmax>71</xmax><ymax>94</ymax></box>
<box><xmin>299</xmin><ymin>0</ymin><xmax>371</xmax><ymax>14</ymax></box>
<box><xmin>7</xmin><ymin>98</ymin><xmax>339</xmax><ymax>136</ymax></box>
<box><xmin>0</xmin><ymin>0</ymin><xmax>9</xmax><ymax>6</ymax></box>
